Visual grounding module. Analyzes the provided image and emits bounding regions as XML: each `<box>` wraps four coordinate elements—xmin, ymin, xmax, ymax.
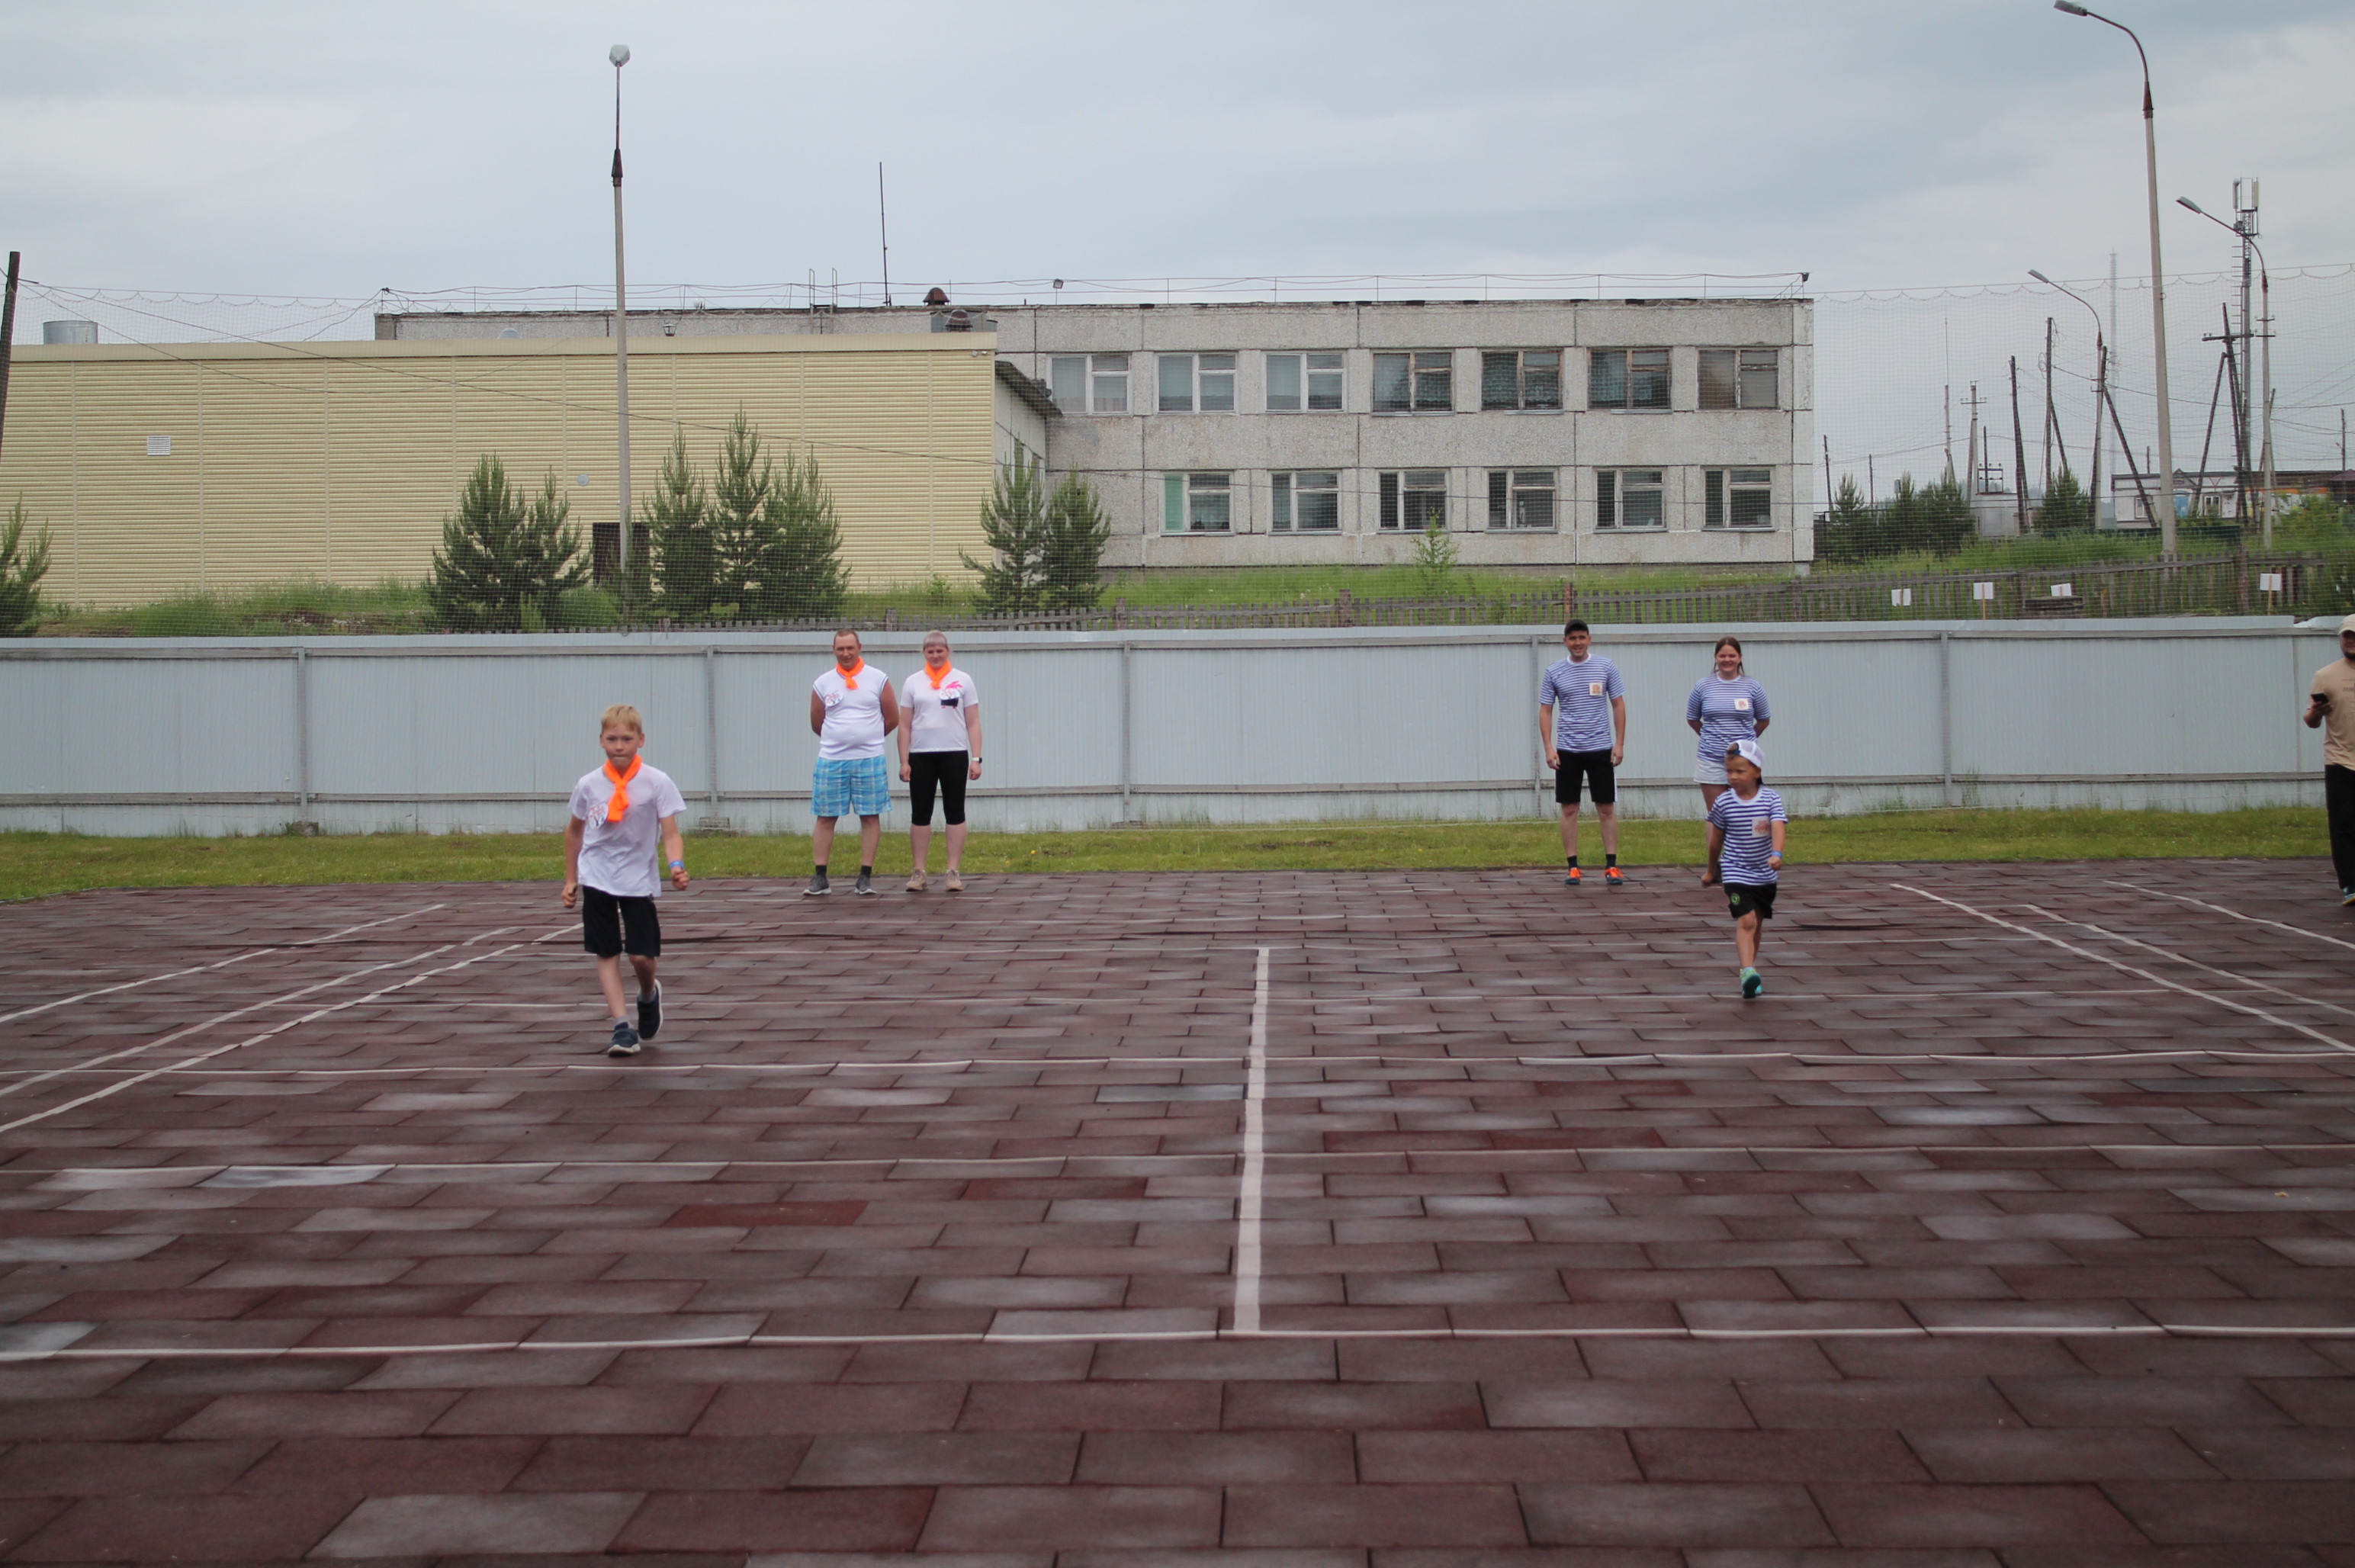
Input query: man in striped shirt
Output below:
<box><xmin>1704</xmin><ymin>738</ymin><xmax>1787</xmax><ymax>999</ymax></box>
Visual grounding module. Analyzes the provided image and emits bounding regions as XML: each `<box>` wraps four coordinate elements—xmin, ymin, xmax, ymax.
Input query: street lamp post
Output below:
<box><xmin>609</xmin><ymin>44</ymin><xmax>633</xmax><ymax>602</ymax></box>
<box><xmin>2179</xmin><ymin>193</ymin><xmax>2275</xmax><ymax>545</ymax></box>
<box><xmin>2055</xmin><ymin>2</ymin><xmax>2177</xmax><ymax>556</ymax></box>
<box><xmin>2030</xmin><ymin>270</ymin><xmax>2109</xmax><ymax>532</ymax></box>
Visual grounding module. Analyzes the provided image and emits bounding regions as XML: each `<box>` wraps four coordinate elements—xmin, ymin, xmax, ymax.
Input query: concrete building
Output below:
<box><xmin>384</xmin><ymin>295</ymin><xmax>1816</xmax><ymax>574</ymax></box>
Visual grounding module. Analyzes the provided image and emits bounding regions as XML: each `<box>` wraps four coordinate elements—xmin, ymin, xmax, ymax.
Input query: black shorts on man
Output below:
<box><xmin>1554</xmin><ymin>749</ymin><xmax>1616</xmax><ymax>806</ymax></box>
<box><xmin>1724</xmin><ymin>883</ymin><xmax>1778</xmax><ymax>922</ymax></box>
<box><xmin>580</xmin><ymin>885</ymin><xmax>663</xmax><ymax>958</ymax></box>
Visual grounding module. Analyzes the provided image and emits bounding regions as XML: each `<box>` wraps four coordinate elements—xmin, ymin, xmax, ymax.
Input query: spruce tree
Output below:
<box><xmin>1918</xmin><ymin>473</ymin><xmax>1976</xmax><ymax>554</ymax></box>
<box><xmin>1039</xmin><ymin>471</ymin><xmax>1110</xmax><ymax>612</ymax></box>
<box><xmin>426</xmin><ymin>457</ymin><xmax>588</xmax><ymax>631</ymax></box>
<box><xmin>645</xmin><ymin>431</ymin><xmax>718</xmax><ymax>621</ymax></box>
<box><xmin>962</xmin><ymin>458</ymin><xmax>1050</xmax><ymax>616</ymax></box>
<box><xmin>707</xmin><ymin>411</ymin><xmax>780</xmax><ymax>622</ymax></box>
<box><xmin>2036</xmin><ymin>468</ymin><xmax>2094</xmax><ymax>534</ymax></box>
<box><xmin>1816</xmin><ymin>475</ymin><xmax>1871</xmax><ymax>565</ymax></box>
<box><xmin>754</xmin><ymin>445</ymin><xmax>850</xmax><ymax>622</ymax></box>
<box><xmin>0</xmin><ymin>499</ymin><xmax>53</xmax><ymax>636</ymax></box>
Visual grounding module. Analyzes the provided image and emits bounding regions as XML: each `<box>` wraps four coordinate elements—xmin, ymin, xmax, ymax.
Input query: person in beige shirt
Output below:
<box><xmin>2305</xmin><ymin>612</ymin><xmax>2355</xmax><ymax>904</ymax></box>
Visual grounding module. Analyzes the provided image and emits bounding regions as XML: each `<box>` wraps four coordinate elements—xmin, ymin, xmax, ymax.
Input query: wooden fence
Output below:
<box><xmin>807</xmin><ymin>553</ymin><xmax>2328</xmax><ymax>634</ymax></box>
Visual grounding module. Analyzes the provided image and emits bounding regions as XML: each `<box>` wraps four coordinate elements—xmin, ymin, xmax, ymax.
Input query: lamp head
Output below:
<box><xmin>2054</xmin><ymin>1</ymin><xmax>2090</xmax><ymax>14</ymax></box>
<box><xmin>2176</xmin><ymin>196</ymin><xmax>2204</xmax><ymax>215</ymax></box>
<box><xmin>609</xmin><ymin>43</ymin><xmax>631</xmax><ymax>66</ymax></box>
<box><xmin>2028</xmin><ymin>269</ymin><xmax>2054</xmax><ymax>285</ymax></box>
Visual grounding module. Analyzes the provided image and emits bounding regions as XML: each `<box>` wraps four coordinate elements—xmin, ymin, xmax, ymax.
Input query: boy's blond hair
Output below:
<box><xmin>599</xmin><ymin>704</ymin><xmax>644</xmax><ymax>737</ymax></box>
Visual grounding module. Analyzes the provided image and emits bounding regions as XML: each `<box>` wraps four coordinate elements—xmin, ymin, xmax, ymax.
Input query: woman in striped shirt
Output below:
<box><xmin>1685</xmin><ymin>635</ymin><xmax>1772</xmax><ymax>885</ymax></box>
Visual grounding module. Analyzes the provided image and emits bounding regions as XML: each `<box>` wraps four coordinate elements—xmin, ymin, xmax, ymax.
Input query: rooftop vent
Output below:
<box><xmin>42</xmin><ymin>320</ymin><xmax>98</xmax><ymax>345</ymax></box>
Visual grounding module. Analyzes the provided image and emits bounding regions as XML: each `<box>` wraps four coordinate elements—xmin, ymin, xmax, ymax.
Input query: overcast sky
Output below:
<box><xmin>5</xmin><ymin>0</ymin><xmax>2353</xmax><ymax>469</ymax></box>
<box><xmin>4</xmin><ymin>0</ymin><xmax>2349</xmax><ymax>296</ymax></box>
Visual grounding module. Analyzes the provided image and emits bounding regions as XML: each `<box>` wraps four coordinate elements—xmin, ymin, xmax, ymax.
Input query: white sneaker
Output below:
<box><xmin>907</xmin><ymin>869</ymin><xmax>928</xmax><ymax>892</ymax></box>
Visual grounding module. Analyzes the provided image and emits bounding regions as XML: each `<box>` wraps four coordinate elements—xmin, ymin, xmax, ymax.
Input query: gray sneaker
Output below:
<box><xmin>635</xmin><ymin>982</ymin><xmax>662</xmax><ymax>1041</ymax></box>
<box><xmin>854</xmin><ymin>870</ymin><xmax>876</xmax><ymax>896</ymax></box>
<box><xmin>606</xmin><ymin>1021</ymin><xmax>641</xmax><ymax>1057</ymax></box>
<box><xmin>802</xmin><ymin>871</ymin><xmax>831</xmax><ymax>897</ymax></box>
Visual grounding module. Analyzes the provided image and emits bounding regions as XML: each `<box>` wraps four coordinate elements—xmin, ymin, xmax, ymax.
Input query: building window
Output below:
<box><xmin>1373</xmin><ymin>351</ymin><xmax>1453</xmax><ymax>413</ymax></box>
<box><xmin>1271</xmin><ymin>471</ymin><xmax>1341</xmax><ymax>532</ymax></box>
<box><xmin>1588</xmin><ymin>349</ymin><xmax>1669</xmax><ymax>410</ymax></box>
<box><xmin>1049</xmin><ymin>353</ymin><xmax>1129</xmax><ymax>413</ymax></box>
<box><xmin>1486</xmin><ymin>469</ymin><xmax>1557</xmax><ymax>530</ymax></box>
<box><xmin>1162</xmin><ymin>472</ymin><xmax>1232</xmax><ymax>532</ymax></box>
<box><xmin>1377</xmin><ymin>470</ymin><xmax>1447</xmax><ymax>530</ymax></box>
<box><xmin>1158</xmin><ymin>352</ymin><xmax>1235</xmax><ymax>413</ymax></box>
<box><xmin>1480</xmin><ymin>349</ymin><xmax>1562</xmax><ymax>410</ymax></box>
<box><xmin>1704</xmin><ymin>468</ymin><xmax>1773</xmax><ymax>529</ymax></box>
<box><xmin>1699</xmin><ymin>349</ymin><xmax>1778</xmax><ymax>410</ymax></box>
<box><xmin>1267</xmin><ymin>352</ymin><xmax>1345</xmax><ymax>412</ymax></box>
<box><xmin>1596</xmin><ymin>469</ymin><xmax>1664</xmax><ymax>529</ymax></box>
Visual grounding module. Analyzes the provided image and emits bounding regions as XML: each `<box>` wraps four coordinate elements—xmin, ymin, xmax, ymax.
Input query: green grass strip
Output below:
<box><xmin>0</xmin><ymin>807</ymin><xmax>2324</xmax><ymax>904</ymax></box>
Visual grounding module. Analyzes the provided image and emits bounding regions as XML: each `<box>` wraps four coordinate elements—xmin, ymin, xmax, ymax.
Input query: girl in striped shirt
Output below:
<box><xmin>1704</xmin><ymin>739</ymin><xmax>1787</xmax><ymax>999</ymax></box>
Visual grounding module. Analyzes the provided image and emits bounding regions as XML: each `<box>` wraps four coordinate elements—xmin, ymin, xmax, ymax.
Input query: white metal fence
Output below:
<box><xmin>0</xmin><ymin>620</ymin><xmax>2339</xmax><ymax>837</ymax></box>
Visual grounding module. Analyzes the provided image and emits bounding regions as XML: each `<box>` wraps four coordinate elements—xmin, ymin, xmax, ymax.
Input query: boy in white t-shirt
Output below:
<box><xmin>561</xmin><ymin>704</ymin><xmax>689</xmax><ymax>1057</ymax></box>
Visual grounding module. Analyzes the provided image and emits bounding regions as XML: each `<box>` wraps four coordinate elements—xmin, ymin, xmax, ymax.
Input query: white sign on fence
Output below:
<box><xmin>2051</xmin><ymin>583</ymin><xmax>2074</xmax><ymax>597</ymax></box>
<box><xmin>2260</xmin><ymin>573</ymin><xmax>2285</xmax><ymax>593</ymax></box>
<box><xmin>1891</xmin><ymin>588</ymin><xmax>1914</xmax><ymax>607</ymax></box>
<box><xmin>1972</xmin><ymin>582</ymin><xmax>1996</xmax><ymax>602</ymax></box>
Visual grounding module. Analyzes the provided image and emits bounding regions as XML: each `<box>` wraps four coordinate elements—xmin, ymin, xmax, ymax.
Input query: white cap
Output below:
<box><xmin>1726</xmin><ymin>738</ymin><xmax>1765</xmax><ymax>771</ymax></box>
<box><xmin>2341</xmin><ymin>612</ymin><xmax>2355</xmax><ymax>635</ymax></box>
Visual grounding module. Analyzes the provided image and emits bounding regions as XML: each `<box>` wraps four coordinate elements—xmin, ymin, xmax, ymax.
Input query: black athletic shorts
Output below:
<box><xmin>1554</xmin><ymin>748</ymin><xmax>1617</xmax><ymax>806</ymax></box>
<box><xmin>908</xmin><ymin>750</ymin><xmax>969</xmax><ymax>826</ymax></box>
<box><xmin>1725</xmin><ymin>882</ymin><xmax>1778</xmax><ymax>922</ymax></box>
<box><xmin>580</xmin><ymin>885</ymin><xmax>662</xmax><ymax>959</ymax></box>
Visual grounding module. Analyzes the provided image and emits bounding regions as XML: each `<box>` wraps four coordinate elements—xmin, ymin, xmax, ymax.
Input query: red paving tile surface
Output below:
<box><xmin>0</xmin><ymin>861</ymin><xmax>2350</xmax><ymax>1566</ymax></box>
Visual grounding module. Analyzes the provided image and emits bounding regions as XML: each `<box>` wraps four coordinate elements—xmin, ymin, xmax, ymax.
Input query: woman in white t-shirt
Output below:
<box><xmin>898</xmin><ymin>631</ymin><xmax>983</xmax><ymax>892</ymax></box>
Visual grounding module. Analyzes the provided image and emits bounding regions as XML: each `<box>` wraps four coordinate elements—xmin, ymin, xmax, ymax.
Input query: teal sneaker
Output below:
<box><xmin>1740</xmin><ymin>968</ymin><xmax>1765</xmax><ymax>1000</ymax></box>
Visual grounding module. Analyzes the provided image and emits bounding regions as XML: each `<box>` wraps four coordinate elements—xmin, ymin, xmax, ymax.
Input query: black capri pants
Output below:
<box><xmin>908</xmin><ymin>750</ymin><xmax>970</xmax><ymax>826</ymax></box>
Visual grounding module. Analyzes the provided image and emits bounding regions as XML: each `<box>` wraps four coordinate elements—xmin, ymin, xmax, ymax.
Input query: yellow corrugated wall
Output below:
<box><xmin>0</xmin><ymin>336</ymin><xmax>997</xmax><ymax>606</ymax></box>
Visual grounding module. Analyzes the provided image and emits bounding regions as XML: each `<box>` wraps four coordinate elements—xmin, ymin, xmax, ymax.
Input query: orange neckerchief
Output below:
<box><xmin>837</xmin><ymin>658</ymin><xmax>866</xmax><ymax>691</ymax></box>
<box><xmin>602</xmin><ymin>756</ymin><xmax>642</xmax><ymax>824</ymax></box>
<box><xmin>926</xmin><ymin>661</ymin><xmax>952</xmax><ymax>689</ymax></box>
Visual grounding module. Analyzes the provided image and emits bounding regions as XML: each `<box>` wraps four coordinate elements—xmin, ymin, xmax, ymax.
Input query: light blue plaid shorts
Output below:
<box><xmin>812</xmin><ymin>754</ymin><xmax>891</xmax><ymax>818</ymax></box>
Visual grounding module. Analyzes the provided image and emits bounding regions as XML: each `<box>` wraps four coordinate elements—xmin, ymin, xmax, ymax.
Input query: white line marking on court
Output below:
<box><xmin>0</xmin><ymin>949</ymin><xmax>467</xmax><ymax>1105</ymax></box>
<box><xmin>2106</xmin><ymin>880</ymin><xmax>2355</xmax><ymax>956</ymax></box>
<box><xmin>0</xmin><ymin>905</ymin><xmax>448</xmax><ymax>1028</ymax></box>
<box><xmin>14</xmin><ymin>1039</ymin><xmax>2355</xmax><ymax>1085</ymax></box>
<box><xmin>1232</xmin><ymin>945</ymin><xmax>1271</xmax><ymax>1338</ymax></box>
<box><xmin>1897</xmin><ymin>885</ymin><xmax>2355</xmax><ymax>1057</ymax></box>
<box><xmin>2026</xmin><ymin>907</ymin><xmax>2355</xmax><ymax>1023</ymax></box>
<box><xmin>0</xmin><ymin>941</ymin><xmax>529</xmax><ymax>1136</ymax></box>
<box><xmin>37</xmin><ymin>1136</ymin><xmax>2351</xmax><ymax>1187</ymax></box>
<box><xmin>9</xmin><ymin>1318</ymin><xmax>2355</xmax><ymax>1361</ymax></box>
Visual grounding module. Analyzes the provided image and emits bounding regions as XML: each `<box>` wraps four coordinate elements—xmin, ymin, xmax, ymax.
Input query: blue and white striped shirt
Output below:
<box><xmin>1687</xmin><ymin>673</ymin><xmax>1771</xmax><ymax>766</ymax></box>
<box><xmin>1708</xmin><ymin>785</ymin><xmax>1788</xmax><ymax>885</ymax></box>
<box><xmin>1540</xmin><ymin>654</ymin><xmax>1626</xmax><ymax>753</ymax></box>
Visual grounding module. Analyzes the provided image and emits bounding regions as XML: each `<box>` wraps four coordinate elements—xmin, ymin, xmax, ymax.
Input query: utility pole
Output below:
<box><xmin>1943</xmin><ymin>384</ymin><xmax>1955</xmax><ymax>482</ymax></box>
<box><xmin>609</xmin><ymin>45</ymin><xmax>634</xmax><ymax>603</ymax></box>
<box><xmin>1964</xmin><ymin>383</ymin><xmax>1985</xmax><ymax>496</ymax></box>
<box><xmin>2010</xmin><ymin>357</ymin><xmax>2029</xmax><ymax>534</ymax></box>
<box><xmin>2042</xmin><ymin>317</ymin><xmax>2057</xmax><ymax>490</ymax></box>
<box><xmin>0</xmin><ymin>252</ymin><xmax>19</xmax><ymax>471</ymax></box>
<box><xmin>878</xmin><ymin>163</ymin><xmax>893</xmax><ymax>307</ymax></box>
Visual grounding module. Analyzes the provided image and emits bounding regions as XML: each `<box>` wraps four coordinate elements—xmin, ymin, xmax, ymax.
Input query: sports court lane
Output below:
<box><xmin>1</xmin><ymin>860</ymin><xmax>2352</xmax><ymax>1563</ymax></box>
